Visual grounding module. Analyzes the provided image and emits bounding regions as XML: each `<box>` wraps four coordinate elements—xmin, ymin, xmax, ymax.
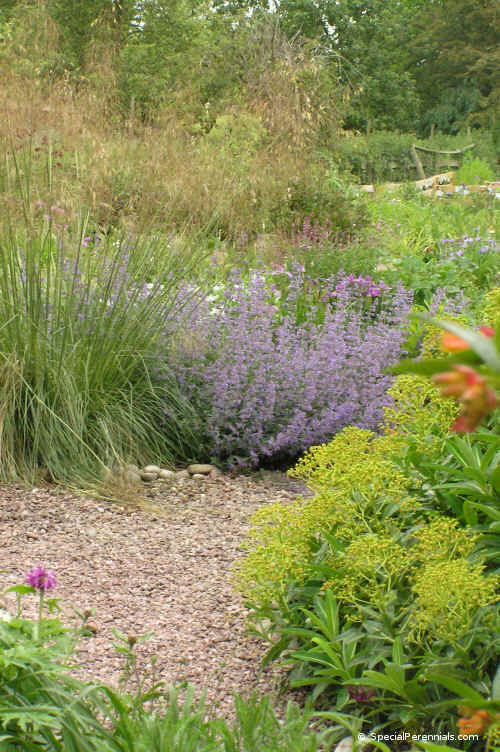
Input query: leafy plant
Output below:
<box><xmin>235</xmin><ymin>374</ymin><xmax>499</xmax><ymax>738</ymax></box>
<box><xmin>406</xmin><ymin>431</ymin><xmax>500</xmax><ymax>564</ymax></box>
<box><xmin>0</xmin><ymin>580</ymin><xmax>118</xmax><ymax>750</ymax></box>
<box><xmin>415</xmin><ymin>669</ymin><xmax>500</xmax><ymax>752</ymax></box>
<box><xmin>0</xmin><ymin>573</ymin><xmax>334</xmax><ymax>751</ymax></box>
<box><xmin>455</xmin><ymin>154</ymin><xmax>495</xmax><ymax>185</ymax></box>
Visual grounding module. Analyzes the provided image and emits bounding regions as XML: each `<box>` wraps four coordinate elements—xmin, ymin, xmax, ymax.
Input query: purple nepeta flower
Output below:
<box><xmin>169</xmin><ymin>267</ymin><xmax>413</xmax><ymax>468</ymax></box>
<box><xmin>26</xmin><ymin>566</ymin><xmax>57</xmax><ymax>591</ymax></box>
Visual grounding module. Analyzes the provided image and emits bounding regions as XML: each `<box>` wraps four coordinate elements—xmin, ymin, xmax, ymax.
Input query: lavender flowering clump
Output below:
<box><xmin>26</xmin><ymin>566</ymin><xmax>57</xmax><ymax>591</ymax></box>
<box><xmin>169</xmin><ymin>266</ymin><xmax>413</xmax><ymax>468</ymax></box>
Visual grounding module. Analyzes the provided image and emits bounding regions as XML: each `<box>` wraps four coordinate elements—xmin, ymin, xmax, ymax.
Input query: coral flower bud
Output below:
<box><xmin>479</xmin><ymin>326</ymin><xmax>495</xmax><ymax>337</ymax></box>
<box><xmin>451</xmin><ymin>414</ymin><xmax>480</xmax><ymax>433</ymax></box>
<box><xmin>442</xmin><ymin>332</ymin><xmax>471</xmax><ymax>353</ymax></box>
<box><xmin>441</xmin><ymin>326</ymin><xmax>495</xmax><ymax>353</ymax></box>
<box><xmin>433</xmin><ymin>370</ymin><xmax>467</xmax><ymax>397</ymax></box>
<box><xmin>433</xmin><ymin>365</ymin><xmax>498</xmax><ymax>433</ymax></box>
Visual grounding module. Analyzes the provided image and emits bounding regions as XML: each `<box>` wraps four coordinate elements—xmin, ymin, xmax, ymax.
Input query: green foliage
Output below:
<box><xmin>424</xmin><ymin>130</ymin><xmax>498</xmax><ymax>170</ymax></box>
<box><xmin>422</xmin><ymin>86</ymin><xmax>482</xmax><ymax>137</ymax></box>
<box><xmin>234</xmin><ymin>376</ymin><xmax>455</xmax><ymax>605</ymax></box>
<box><xmin>455</xmin><ymin>154</ymin><xmax>496</xmax><ymax>184</ymax></box>
<box><xmin>204</xmin><ymin>112</ymin><xmax>267</xmax><ymax>156</ymax></box>
<box><xmin>335</xmin><ymin>132</ymin><xmax>416</xmax><ymax>184</ymax></box>
<box><xmin>359</xmin><ymin>194</ymin><xmax>499</xmax><ymax>306</ymax></box>
<box><xmin>382</xmin><ymin>375</ymin><xmax>459</xmax><ymax>449</ymax></box>
<box><xmin>0</xmin><ymin>582</ymin><xmax>333</xmax><ymax>751</ymax></box>
<box><xmin>335</xmin><ymin>131</ymin><xmax>497</xmax><ymax>184</ymax></box>
<box><xmin>0</xmin><ymin>598</ymin><xmax>116</xmax><ymax>750</ymax></box>
<box><xmin>404</xmin><ymin>431</ymin><xmax>500</xmax><ymax>566</ymax></box>
<box><xmin>410</xmin><ymin>0</ymin><xmax>500</xmax><ymax>134</ymax></box>
<box><xmin>235</xmin><ymin>376</ymin><xmax>499</xmax><ymax>736</ymax></box>
<box><xmin>484</xmin><ymin>287</ymin><xmax>500</xmax><ymax>326</ymax></box>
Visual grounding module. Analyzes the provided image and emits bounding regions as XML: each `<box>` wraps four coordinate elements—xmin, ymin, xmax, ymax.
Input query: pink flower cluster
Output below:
<box><xmin>26</xmin><ymin>566</ymin><xmax>57</xmax><ymax>591</ymax></box>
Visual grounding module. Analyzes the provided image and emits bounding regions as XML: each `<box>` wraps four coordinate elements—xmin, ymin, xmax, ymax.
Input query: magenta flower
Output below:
<box><xmin>347</xmin><ymin>685</ymin><xmax>376</xmax><ymax>703</ymax></box>
<box><xmin>26</xmin><ymin>566</ymin><xmax>57</xmax><ymax>591</ymax></box>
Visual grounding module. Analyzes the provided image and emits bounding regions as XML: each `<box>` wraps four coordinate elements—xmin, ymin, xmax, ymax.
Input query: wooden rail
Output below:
<box><xmin>410</xmin><ymin>143</ymin><xmax>475</xmax><ymax>180</ymax></box>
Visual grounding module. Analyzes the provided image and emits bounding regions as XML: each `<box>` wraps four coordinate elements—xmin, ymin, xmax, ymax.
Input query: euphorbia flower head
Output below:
<box><xmin>26</xmin><ymin>566</ymin><xmax>57</xmax><ymax>591</ymax></box>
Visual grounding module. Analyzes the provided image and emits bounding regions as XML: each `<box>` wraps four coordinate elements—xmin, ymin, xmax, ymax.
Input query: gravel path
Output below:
<box><xmin>1</xmin><ymin>471</ymin><xmax>311</xmax><ymax>718</ymax></box>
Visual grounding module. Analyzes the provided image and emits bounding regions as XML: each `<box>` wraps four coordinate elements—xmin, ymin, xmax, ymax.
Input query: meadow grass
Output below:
<box><xmin>0</xmin><ymin>149</ymin><xmax>208</xmax><ymax>486</ymax></box>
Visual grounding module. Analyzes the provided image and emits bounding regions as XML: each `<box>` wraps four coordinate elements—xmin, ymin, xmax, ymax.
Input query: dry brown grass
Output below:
<box><xmin>0</xmin><ymin>80</ymin><xmax>318</xmax><ymax>239</ymax></box>
<box><xmin>0</xmin><ymin>7</ymin><xmax>342</xmax><ymax>241</ymax></box>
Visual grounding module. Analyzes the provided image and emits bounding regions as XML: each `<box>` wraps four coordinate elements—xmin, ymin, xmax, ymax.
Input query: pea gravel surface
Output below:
<box><xmin>0</xmin><ymin>471</ymin><xmax>312</xmax><ymax>718</ymax></box>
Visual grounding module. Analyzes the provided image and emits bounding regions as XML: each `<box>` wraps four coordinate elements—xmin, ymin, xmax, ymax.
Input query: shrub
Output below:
<box><xmin>334</xmin><ymin>132</ymin><xmax>415</xmax><ymax>183</ymax></box>
<box><xmin>334</xmin><ymin>130</ymin><xmax>497</xmax><ymax>183</ymax></box>
<box><xmin>403</xmin><ymin>430</ymin><xmax>500</xmax><ymax>566</ymax></box>
<box><xmin>282</xmin><ymin>217</ymin><xmax>373</xmax><ymax>281</ymax></box>
<box><xmin>381</xmin><ymin>374</ymin><xmax>459</xmax><ymax>447</ymax></box>
<box><xmin>455</xmin><ymin>154</ymin><xmax>495</xmax><ymax>184</ymax></box>
<box><xmin>374</xmin><ymin>230</ymin><xmax>500</xmax><ymax>306</ymax></box>
<box><xmin>171</xmin><ymin>267</ymin><xmax>413</xmax><ymax>468</ymax></box>
<box><xmin>234</xmin><ymin>376</ymin><xmax>454</xmax><ymax>605</ymax></box>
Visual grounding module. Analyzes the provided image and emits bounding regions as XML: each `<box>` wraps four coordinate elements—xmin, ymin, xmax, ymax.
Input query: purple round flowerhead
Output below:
<box><xmin>26</xmin><ymin>566</ymin><xmax>57</xmax><ymax>591</ymax></box>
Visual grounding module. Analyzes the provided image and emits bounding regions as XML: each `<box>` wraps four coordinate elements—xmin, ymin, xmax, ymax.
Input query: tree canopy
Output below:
<box><xmin>0</xmin><ymin>0</ymin><xmax>497</xmax><ymax>137</ymax></box>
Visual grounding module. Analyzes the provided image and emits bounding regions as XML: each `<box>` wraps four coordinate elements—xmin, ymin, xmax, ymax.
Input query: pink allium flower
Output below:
<box><xmin>26</xmin><ymin>566</ymin><xmax>57</xmax><ymax>591</ymax></box>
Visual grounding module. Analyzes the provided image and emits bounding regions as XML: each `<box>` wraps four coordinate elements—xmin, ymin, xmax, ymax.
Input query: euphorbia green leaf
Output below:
<box><xmin>426</xmin><ymin>673</ymin><xmax>485</xmax><ymax>703</ymax></box>
<box><xmin>490</xmin><ymin>466</ymin><xmax>500</xmax><ymax>493</ymax></box>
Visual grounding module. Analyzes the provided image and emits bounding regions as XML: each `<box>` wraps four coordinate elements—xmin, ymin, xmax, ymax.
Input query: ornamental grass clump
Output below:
<box><xmin>0</xmin><ymin>214</ymin><xmax>202</xmax><ymax>485</ymax></box>
<box><xmin>172</xmin><ymin>266</ymin><xmax>413</xmax><ymax>468</ymax></box>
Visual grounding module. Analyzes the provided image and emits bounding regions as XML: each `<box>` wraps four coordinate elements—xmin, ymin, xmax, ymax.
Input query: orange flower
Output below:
<box><xmin>433</xmin><ymin>365</ymin><xmax>498</xmax><ymax>433</ymax></box>
<box><xmin>441</xmin><ymin>326</ymin><xmax>495</xmax><ymax>353</ymax></box>
<box><xmin>442</xmin><ymin>332</ymin><xmax>472</xmax><ymax>353</ymax></box>
<box><xmin>458</xmin><ymin>710</ymin><xmax>492</xmax><ymax>738</ymax></box>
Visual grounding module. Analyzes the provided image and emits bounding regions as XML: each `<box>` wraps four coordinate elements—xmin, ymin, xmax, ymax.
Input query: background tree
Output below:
<box><xmin>409</xmin><ymin>0</ymin><xmax>499</xmax><ymax>134</ymax></box>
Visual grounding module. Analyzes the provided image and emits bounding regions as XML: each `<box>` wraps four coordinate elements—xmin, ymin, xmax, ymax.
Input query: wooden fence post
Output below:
<box><xmin>410</xmin><ymin>144</ymin><xmax>426</xmax><ymax>180</ymax></box>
